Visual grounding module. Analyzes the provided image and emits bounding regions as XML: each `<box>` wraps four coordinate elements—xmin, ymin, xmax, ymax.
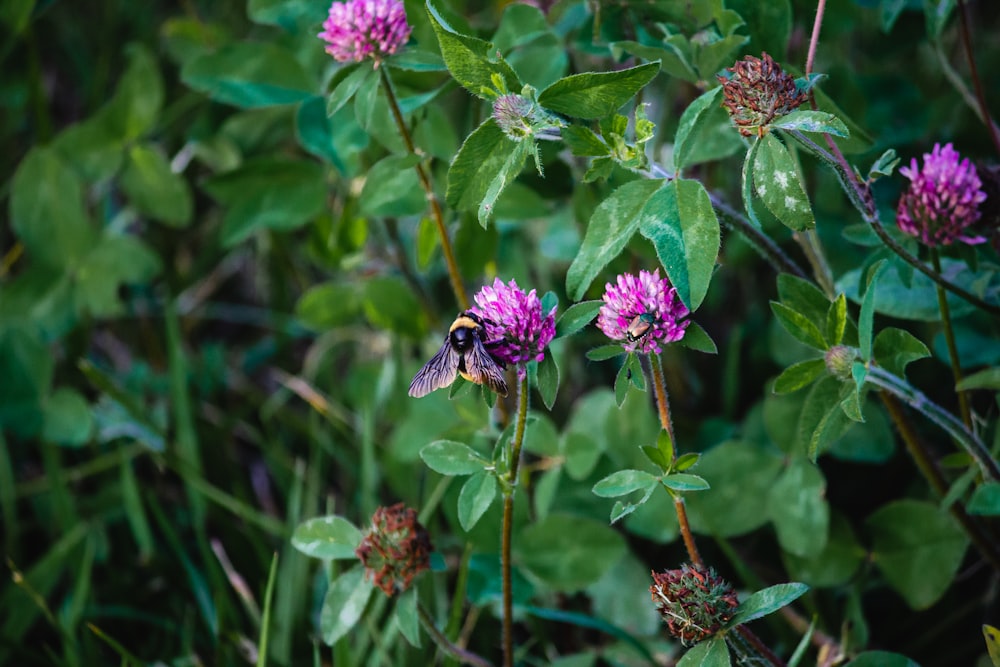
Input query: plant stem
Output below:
<box><xmin>864</xmin><ymin>364</ymin><xmax>1000</xmax><ymax>481</ymax></box>
<box><xmin>930</xmin><ymin>248</ymin><xmax>972</xmax><ymax>428</ymax></box>
<box><xmin>649</xmin><ymin>355</ymin><xmax>704</xmax><ymax>568</ymax></box>
<box><xmin>734</xmin><ymin>624</ymin><xmax>787</xmax><ymax>667</ymax></box>
<box><xmin>793</xmin><ymin>229</ymin><xmax>835</xmax><ymax>299</ymax></box>
<box><xmin>879</xmin><ymin>392</ymin><xmax>1000</xmax><ymax>571</ymax></box>
<box><xmin>710</xmin><ymin>193</ymin><xmax>808</xmax><ymax>279</ymax></box>
<box><xmin>502</xmin><ymin>373</ymin><xmax>529</xmax><ymax>667</ymax></box>
<box><xmin>955</xmin><ymin>0</ymin><xmax>1000</xmax><ymax>156</ymax></box>
<box><xmin>379</xmin><ymin>66</ymin><xmax>468</xmax><ymax>310</ymax></box>
<box><xmin>805</xmin><ymin>0</ymin><xmax>827</xmax><ymax>76</ymax></box>
<box><xmin>418</xmin><ymin>602</ymin><xmax>495</xmax><ymax>667</ymax></box>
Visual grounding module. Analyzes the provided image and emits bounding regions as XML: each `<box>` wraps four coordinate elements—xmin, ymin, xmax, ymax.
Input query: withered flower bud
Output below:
<box><xmin>719</xmin><ymin>53</ymin><xmax>806</xmax><ymax>138</ymax></box>
<box><xmin>650</xmin><ymin>564</ymin><xmax>739</xmax><ymax>645</ymax></box>
<box><xmin>356</xmin><ymin>503</ymin><xmax>432</xmax><ymax>596</ymax></box>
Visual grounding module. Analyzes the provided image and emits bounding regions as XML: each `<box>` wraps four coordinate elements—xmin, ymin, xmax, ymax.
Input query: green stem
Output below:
<box><xmin>502</xmin><ymin>373</ymin><xmax>529</xmax><ymax>667</ymax></box>
<box><xmin>379</xmin><ymin>66</ymin><xmax>469</xmax><ymax>310</ymax></box>
<box><xmin>930</xmin><ymin>248</ymin><xmax>972</xmax><ymax>428</ymax></box>
<box><xmin>649</xmin><ymin>355</ymin><xmax>704</xmax><ymax>568</ymax></box>
<box><xmin>864</xmin><ymin>364</ymin><xmax>999</xmax><ymax>481</ymax></box>
<box><xmin>418</xmin><ymin>602</ymin><xmax>494</xmax><ymax>667</ymax></box>
<box><xmin>793</xmin><ymin>229</ymin><xmax>835</xmax><ymax>299</ymax></box>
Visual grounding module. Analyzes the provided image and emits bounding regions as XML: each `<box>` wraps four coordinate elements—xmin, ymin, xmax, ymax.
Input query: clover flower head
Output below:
<box><xmin>355</xmin><ymin>503</ymin><xmax>432</xmax><ymax>596</ymax></box>
<box><xmin>472</xmin><ymin>278</ymin><xmax>556</xmax><ymax>378</ymax></box>
<box><xmin>597</xmin><ymin>269</ymin><xmax>689</xmax><ymax>354</ymax></box>
<box><xmin>319</xmin><ymin>0</ymin><xmax>411</xmax><ymax>65</ymax></box>
<box><xmin>896</xmin><ymin>142</ymin><xmax>987</xmax><ymax>247</ymax></box>
<box><xmin>650</xmin><ymin>564</ymin><xmax>739</xmax><ymax>646</ymax></box>
<box><xmin>718</xmin><ymin>52</ymin><xmax>806</xmax><ymax>138</ymax></box>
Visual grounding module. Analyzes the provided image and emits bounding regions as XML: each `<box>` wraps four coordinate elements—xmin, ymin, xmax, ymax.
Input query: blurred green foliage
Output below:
<box><xmin>2</xmin><ymin>0</ymin><xmax>1000</xmax><ymax>666</ymax></box>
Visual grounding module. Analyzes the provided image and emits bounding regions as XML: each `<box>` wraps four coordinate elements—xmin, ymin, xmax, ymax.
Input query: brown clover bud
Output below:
<box><xmin>718</xmin><ymin>52</ymin><xmax>806</xmax><ymax>138</ymax></box>
<box><xmin>355</xmin><ymin>503</ymin><xmax>432</xmax><ymax>596</ymax></box>
<box><xmin>650</xmin><ymin>564</ymin><xmax>739</xmax><ymax>645</ymax></box>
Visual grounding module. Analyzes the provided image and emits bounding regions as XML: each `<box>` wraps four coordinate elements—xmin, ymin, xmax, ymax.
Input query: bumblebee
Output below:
<box><xmin>408</xmin><ymin>311</ymin><xmax>509</xmax><ymax>398</ymax></box>
<box><xmin>626</xmin><ymin>312</ymin><xmax>656</xmax><ymax>342</ymax></box>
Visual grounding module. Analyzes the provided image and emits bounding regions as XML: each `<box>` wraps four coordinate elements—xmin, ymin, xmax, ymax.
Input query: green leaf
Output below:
<box><xmin>393</xmin><ymin>588</ymin><xmax>421</xmax><ymax>647</ymax></box>
<box><xmin>447</xmin><ymin>119</ymin><xmax>518</xmax><ymax>211</ymax></box>
<box><xmin>74</xmin><ymin>235</ymin><xmax>162</xmax><ymax>319</ymax></box>
<box><xmin>120</xmin><ymin>144</ymin><xmax>193</xmax><ymax>227</ymax></box>
<box><xmin>767</xmin><ymin>459</ymin><xmax>829</xmax><ymax>558</ymax></box>
<box><xmin>592</xmin><ymin>470</ymin><xmax>659</xmax><ymax>498</ymax></box>
<box><xmin>957</xmin><ymin>367</ymin><xmax>1000</xmax><ymax>391</ymax></box>
<box><xmin>673</xmin><ymin>87</ymin><xmax>732</xmax><ymax>170</ymax></box>
<box><xmin>538</xmin><ymin>62</ymin><xmax>659</xmax><ymax>120</ymax></box>
<box><xmin>726</xmin><ymin>583</ymin><xmax>809</xmax><ymax>627</ymax></box>
<box><xmin>41</xmin><ymin>388</ymin><xmax>93</xmax><ymax>447</ymax></box>
<box><xmin>868</xmin><ymin>148</ymin><xmax>900</xmax><ymax>179</ymax></box>
<box><xmin>843</xmin><ymin>652</ymin><xmax>920</xmax><ymax>667</ymax></box>
<box><xmin>478</xmin><ymin>138</ymin><xmax>532</xmax><ymax>227</ymax></box>
<box><xmin>676</xmin><ymin>636</ymin><xmax>730</xmax><ymax>667</ymax></box>
<box><xmin>924</xmin><ymin>0</ymin><xmax>957</xmax><ymax>40</ymax></box>
<box><xmin>10</xmin><ymin>148</ymin><xmax>97</xmax><ymax>269</ymax></box>
<box><xmin>777</xmin><ymin>274</ymin><xmax>834</xmax><ymax>326</ymax></box>
<box><xmin>858</xmin><ymin>260</ymin><xmax>886</xmax><ymax>361</ymax></box>
<box><xmin>678</xmin><ymin>321</ymin><xmax>717</xmax><ymax>354</ymax></box>
<box><xmin>0</xmin><ymin>0</ymin><xmax>34</xmax><ymax>36</ymax></box>
<box><xmin>181</xmin><ymin>41</ymin><xmax>314</xmax><ymax>108</ymax></box>
<box><xmin>741</xmin><ymin>138</ymin><xmax>764</xmax><ymax>229</ymax></box>
<box><xmin>798</xmin><ymin>376</ymin><xmax>854</xmax><ymax>460</ymax></box>
<box><xmin>968</xmin><ymin>482</ymin><xmax>1000</xmax><ymax>516</ymax></box>
<box><xmin>561</xmin><ymin>125</ymin><xmax>610</xmax><ymax>157</ymax></box>
<box><xmin>537</xmin><ymin>351</ymin><xmax>559</xmax><ymax>410</ymax></box>
<box><xmin>641</xmin><ymin>446</ymin><xmax>670</xmax><ymax>472</ymax></box>
<box><xmin>867</xmin><ymin>499</ymin><xmax>968</xmax><ymax>609</ymax></box>
<box><xmin>825</xmin><ymin>294</ymin><xmax>847</xmax><ymax>346</ymax></box>
<box><xmin>661</xmin><ymin>473</ymin><xmax>709</xmax><ymax>492</ymax></box>
<box><xmin>248</xmin><ymin>0</ymin><xmax>326</xmax><ymax>28</ymax></box>
<box><xmin>753</xmin><ymin>134</ymin><xmax>815</xmax><ymax>232</ymax></box>
<box><xmin>515</xmin><ymin>513</ymin><xmax>627</xmax><ymax>592</ymax></box>
<box><xmin>292</xmin><ymin>516</ymin><xmax>363</xmax><ymax>559</ymax></box>
<box><xmin>770</xmin><ymin>302</ymin><xmax>828</xmax><ymax>350</ymax></box>
<box><xmin>837</xmin><ymin>258</ymin><xmax>987</xmax><ymax>322</ymax></box>
<box><xmin>638</xmin><ymin>179</ymin><xmax>720</xmax><ymax>312</ymax></box>
<box><xmin>321</xmin><ymin>567</ymin><xmax>375</xmax><ymax>645</ymax></box>
<box><xmin>566</xmin><ymin>179</ymin><xmax>664</xmax><ymax>300</ymax></box>
<box><xmin>426</xmin><ymin>0</ymin><xmax>520</xmax><ymax>98</ymax></box>
<box><xmin>774</xmin><ymin>358</ymin><xmax>826</xmax><ymax>394</ymax></box>
<box><xmin>586</xmin><ymin>344</ymin><xmax>625</xmax><ymax>361</ymax></box>
<box><xmin>726</xmin><ymin>0</ymin><xmax>791</xmax><ymax>56</ymax></box>
<box><xmin>614</xmin><ymin>358</ymin><xmax>631</xmax><ymax>407</ymax></box>
<box><xmin>203</xmin><ymin>158</ymin><xmax>327</xmax><ymax>247</ymax></box>
<box><xmin>783</xmin><ymin>512</ymin><xmax>864</xmax><ymax>588</ymax></box>
<box><xmin>325</xmin><ymin>65</ymin><xmax>374</xmax><ymax>117</ymax></box>
<box><xmin>556</xmin><ymin>301</ymin><xmax>602</xmax><ymax>339</ymax></box>
<box><xmin>657</xmin><ymin>430</ymin><xmax>674</xmax><ymax>464</ymax></box>
<box><xmin>685</xmin><ymin>441</ymin><xmax>784</xmax><ymax>537</ymax></box>
<box><xmin>108</xmin><ymin>45</ymin><xmax>165</xmax><ymax>141</ymax></box>
<box><xmin>359</xmin><ymin>154</ymin><xmax>425</xmax><ymax>217</ymax></box>
<box><xmin>296</xmin><ymin>282</ymin><xmax>363</xmax><ymax>331</ymax></box>
<box><xmin>675</xmin><ymin>453</ymin><xmax>700</xmax><ymax>472</ymax></box>
<box><xmin>458</xmin><ymin>470</ymin><xmax>498</xmax><ymax>530</ymax></box>
<box><xmin>296</xmin><ymin>95</ymin><xmax>350</xmax><ymax>172</ymax></box>
<box><xmin>420</xmin><ymin>440</ymin><xmax>487</xmax><ymax>475</ymax></box>
<box><xmin>984</xmin><ymin>625</ymin><xmax>1000</xmax><ymax>667</ymax></box>
<box><xmin>772</xmin><ymin>110</ymin><xmax>849</xmax><ymax>137</ymax></box>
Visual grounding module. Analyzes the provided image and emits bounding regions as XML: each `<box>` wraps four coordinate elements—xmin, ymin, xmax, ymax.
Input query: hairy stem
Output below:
<box><xmin>880</xmin><ymin>392</ymin><xmax>1000</xmax><ymax>571</ymax></box>
<box><xmin>502</xmin><ymin>373</ymin><xmax>529</xmax><ymax>667</ymax></box>
<box><xmin>864</xmin><ymin>364</ymin><xmax>999</xmax><ymax>481</ymax></box>
<box><xmin>805</xmin><ymin>0</ymin><xmax>827</xmax><ymax>76</ymax></box>
<box><xmin>379</xmin><ymin>66</ymin><xmax>468</xmax><ymax>310</ymax></box>
<box><xmin>930</xmin><ymin>248</ymin><xmax>972</xmax><ymax>428</ymax></box>
<box><xmin>418</xmin><ymin>602</ymin><xmax>495</xmax><ymax>667</ymax></box>
<box><xmin>710</xmin><ymin>193</ymin><xmax>808</xmax><ymax>279</ymax></box>
<box><xmin>650</xmin><ymin>354</ymin><xmax>704</xmax><ymax>567</ymax></box>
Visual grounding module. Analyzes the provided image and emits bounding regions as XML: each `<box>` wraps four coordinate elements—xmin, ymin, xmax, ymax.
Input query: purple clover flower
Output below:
<box><xmin>896</xmin><ymin>143</ymin><xmax>987</xmax><ymax>247</ymax></box>
<box><xmin>472</xmin><ymin>278</ymin><xmax>556</xmax><ymax>378</ymax></box>
<box><xmin>597</xmin><ymin>269</ymin><xmax>689</xmax><ymax>354</ymax></box>
<box><xmin>319</xmin><ymin>0</ymin><xmax>412</xmax><ymax>65</ymax></box>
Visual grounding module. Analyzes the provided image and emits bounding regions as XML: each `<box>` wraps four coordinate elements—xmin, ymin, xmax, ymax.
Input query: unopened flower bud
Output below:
<box><xmin>824</xmin><ymin>345</ymin><xmax>857</xmax><ymax>381</ymax></box>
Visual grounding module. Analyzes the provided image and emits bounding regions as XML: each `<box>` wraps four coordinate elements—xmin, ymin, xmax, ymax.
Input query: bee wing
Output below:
<box><xmin>464</xmin><ymin>339</ymin><xmax>509</xmax><ymax>398</ymax></box>
<box><xmin>408</xmin><ymin>340</ymin><xmax>460</xmax><ymax>397</ymax></box>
